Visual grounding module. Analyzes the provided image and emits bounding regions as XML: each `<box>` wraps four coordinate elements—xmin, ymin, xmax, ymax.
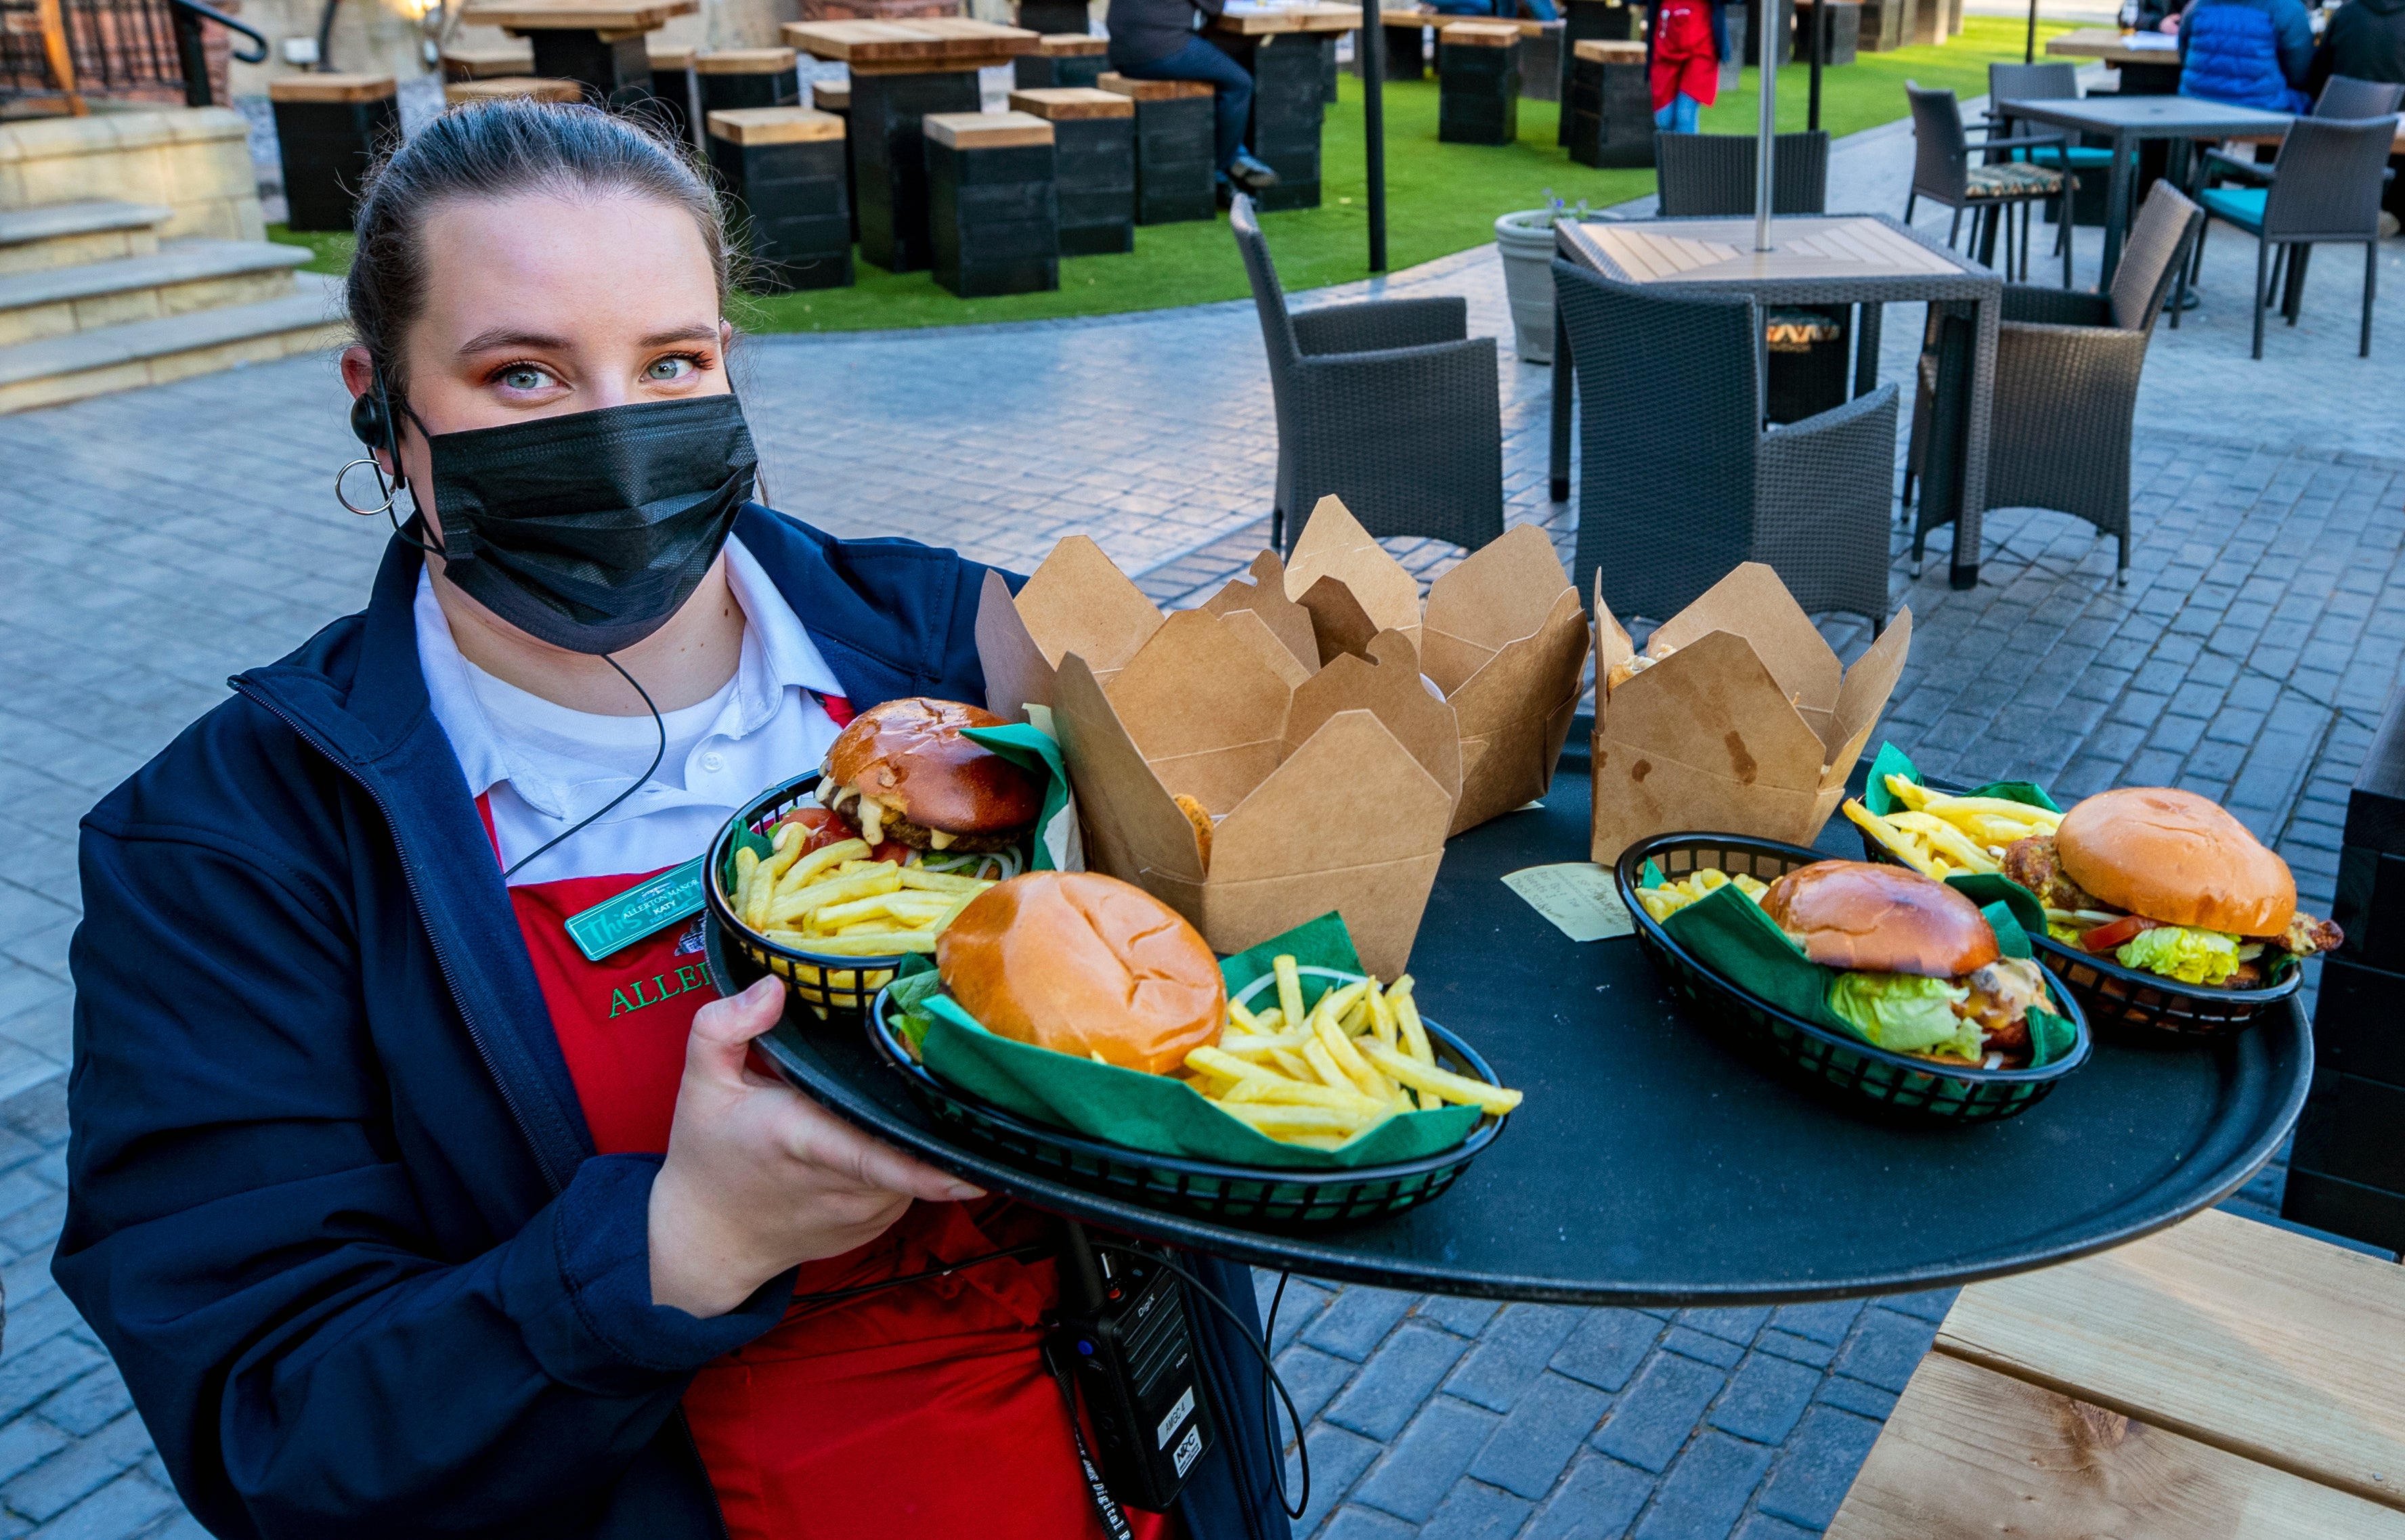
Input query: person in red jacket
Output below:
<box><xmin>1648</xmin><ymin>0</ymin><xmax>1728</xmax><ymax>131</ymax></box>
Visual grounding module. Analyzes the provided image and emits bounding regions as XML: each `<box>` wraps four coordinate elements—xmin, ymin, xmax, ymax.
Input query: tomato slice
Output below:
<box><xmin>774</xmin><ymin>805</ymin><xmax>857</xmax><ymax>854</ymax></box>
<box><xmin>2081</xmin><ymin>915</ymin><xmax>2159</xmax><ymax>953</ymax></box>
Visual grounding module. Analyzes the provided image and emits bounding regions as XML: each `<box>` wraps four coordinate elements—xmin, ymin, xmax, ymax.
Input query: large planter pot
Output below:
<box><xmin>1494</xmin><ymin>209</ymin><xmax>1557</xmax><ymax>364</ymax></box>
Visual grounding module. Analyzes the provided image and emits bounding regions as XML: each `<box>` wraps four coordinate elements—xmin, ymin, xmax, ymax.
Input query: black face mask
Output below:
<box><xmin>414</xmin><ymin>394</ymin><xmax>758</xmax><ymax>655</ymax></box>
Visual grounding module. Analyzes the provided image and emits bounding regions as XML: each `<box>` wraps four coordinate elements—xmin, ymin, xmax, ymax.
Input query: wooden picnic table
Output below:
<box><xmin>457</xmin><ymin>0</ymin><xmax>696</xmax><ymax>106</ymax></box>
<box><xmin>1210</xmin><ymin>1</ymin><xmax>1363</xmax><ymax>34</ymax></box>
<box><xmin>781</xmin><ymin>17</ymin><xmax>1039</xmax><ymax>73</ymax></box>
<box><xmin>2045</xmin><ymin>24</ymin><xmax>2184</xmax><ymax>91</ymax></box>
<box><xmin>1552</xmin><ymin>213</ymin><xmax>2002</xmax><ymax>588</ymax></box>
<box><xmin>1828</xmin><ymin>1208</ymin><xmax>2405</xmax><ymax>1538</ymax></box>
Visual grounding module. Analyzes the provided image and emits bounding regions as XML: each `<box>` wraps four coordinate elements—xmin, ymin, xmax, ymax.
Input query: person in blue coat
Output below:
<box><xmin>55</xmin><ymin>98</ymin><xmax>1288</xmax><ymax>1540</ymax></box>
<box><xmin>2179</xmin><ymin>0</ymin><xmax>2316</xmax><ymax>110</ymax></box>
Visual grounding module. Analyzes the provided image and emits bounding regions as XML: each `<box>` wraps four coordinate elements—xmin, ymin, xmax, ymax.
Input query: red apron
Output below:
<box><xmin>492</xmin><ymin>810</ymin><xmax>1175</xmax><ymax>1539</ymax></box>
<box><xmin>1651</xmin><ymin>0</ymin><xmax>1719</xmax><ymax>108</ymax></box>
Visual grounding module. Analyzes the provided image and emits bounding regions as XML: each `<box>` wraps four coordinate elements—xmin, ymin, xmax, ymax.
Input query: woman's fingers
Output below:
<box><xmin>684</xmin><ymin>976</ymin><xmax>785</xmax><ymax>1086</ymax></box>
<box><xmin>783</xmin><ymin>1093</ymin><xmax>984</xmax><ymax>1204</ymax></box>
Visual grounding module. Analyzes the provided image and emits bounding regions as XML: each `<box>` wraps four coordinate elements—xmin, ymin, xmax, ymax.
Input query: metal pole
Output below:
<box><xmin>2024</xmin><ymin>0</ymin><xmax>2037</xmax><ymax>61</ymax></box>
<box><xmin>1755</xmin><ymin>0</ymin><xmax>1779</xmax><ymax>250</ymax></box>
<box><xmin>1806</xmin><ymin>0</ymin><xmax>1821</xmax><ymax>131</ymax></box>
<box><xmin>1363</xmin><ymin>0</ymin><xmax>1389</xmax><ymax>271</ymax></box>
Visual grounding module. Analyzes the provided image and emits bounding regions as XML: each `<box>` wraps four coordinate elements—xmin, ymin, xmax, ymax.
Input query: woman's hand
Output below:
<box><xmin>647</xmin><ymin>977</ymin><xmax>984</xmax><ymax>1317</ymax></box>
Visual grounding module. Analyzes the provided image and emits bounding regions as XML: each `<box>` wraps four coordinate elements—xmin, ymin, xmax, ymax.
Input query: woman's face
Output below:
<box><xmin>340</xmin><ymin>190</ymin><xmax>732</xmax><ymax>519</ymax></box>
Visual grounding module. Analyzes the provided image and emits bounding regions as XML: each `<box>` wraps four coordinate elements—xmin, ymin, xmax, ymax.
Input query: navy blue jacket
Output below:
<box><xmin>57</xmin><ymin>507</ymin><xmax>1291</xmax><ymax>1540</ymax></box>
<box><xmin>2182</xmin><ymin>0</ymin><xmax>2315</xmax><ymax>109</ymax></box>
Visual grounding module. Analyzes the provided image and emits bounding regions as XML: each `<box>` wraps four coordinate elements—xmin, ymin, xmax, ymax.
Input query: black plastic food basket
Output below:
<box><xmin>705</xmin><ymin>772</ymin><xmax>910</xmax><ymax>1028</ymax></box>
<box><xmin>863</xmin><ymin>983</ymin><xmax>1509</xmax><ymax>1231</ymax></box>
<box><xmin>1848</xmin><ymin>789</ymin><xmax>2298</xmax><ymax>1041</ymax></box>
<box><xmin>1617</xmin><ymin>833</ymin><xmax>2092</xmax><ymax>1124</ymax></box>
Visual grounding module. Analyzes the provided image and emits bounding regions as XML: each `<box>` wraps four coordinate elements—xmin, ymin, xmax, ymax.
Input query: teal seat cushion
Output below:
<box><xmin>2198</xmin><ymin>185</ymin><xmax>2269</xmax><ymax>232</ymax></box>
<box><xmin>2030</xmin><ymin>145</ymin><xmax>2115</xmax><ymax>169</ymax></box>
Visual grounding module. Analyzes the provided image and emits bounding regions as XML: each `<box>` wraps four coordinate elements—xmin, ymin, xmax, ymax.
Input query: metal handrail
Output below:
<box><xmin>170</xmin><ymin>0</ymin><xmax>266</xmax><ymax>63</ymax></box>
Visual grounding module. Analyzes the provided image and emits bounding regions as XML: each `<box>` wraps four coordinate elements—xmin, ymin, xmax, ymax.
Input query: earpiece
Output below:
<box><xmin>349</xmin><ymin>389</ymin><xmax>389</xmax><ymax>449</ymax></box>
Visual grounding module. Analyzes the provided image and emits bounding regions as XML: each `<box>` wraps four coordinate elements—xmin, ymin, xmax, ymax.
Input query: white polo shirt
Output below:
<box><xmin>416</xmin><ymin>537</ymin><xmax>847</xmax><ymax>887</ymax></box>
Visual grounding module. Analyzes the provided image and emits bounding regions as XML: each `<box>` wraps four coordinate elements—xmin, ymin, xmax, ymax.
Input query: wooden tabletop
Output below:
<box><xmin>460</xmin><ymin>0</ymin><xmax>694</xmax><ymax>30</ymax></box>
<box><xmin>1213</xmin><ymin>2</ymin><xmax>1365</xmax><ymax>34</ymax></box>
<box><xmin>266</xmin><ymin>72</ymin><xmax>397</xmax><ymax>102</ymax></box>
<box><xmin>1564</xmin><ymin>215</ymin><xmax>1962</xmax><ymax>284</ymax></box>
<box><xmin>781</xmin><ymin>17</ymin><xmax>1038</xmax><ymax>71</ymax></box>
<box><xmin>1827</xmin><ymin>1209</ymin><xmax>2405</xmax><ymax>1539</ymax></box>
<box><xmin>1378</xmin><ymin>5</ymin><xmax>1545</xmax><ymax>31</ymax></box>
<box><xmin>2045</xmin><ymin>24</ymin><xmax>2185</xmax><ymax>64</ymax></box>
<box><xmin>443</xmin><ymin>75</ymin><xmax>585</xmax><ymax>101</ymax></box>
<box><xmin>1574</xmin><ymin>37</ymin><xmax>1645</xmax><ymax>60</ymax></box>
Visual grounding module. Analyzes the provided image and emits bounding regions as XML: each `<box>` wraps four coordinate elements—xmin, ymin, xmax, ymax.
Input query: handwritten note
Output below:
<box><xmin>1501</xmin><ymin>862</ymin><xmax>1634</xmax><ymax>944</ymax></box>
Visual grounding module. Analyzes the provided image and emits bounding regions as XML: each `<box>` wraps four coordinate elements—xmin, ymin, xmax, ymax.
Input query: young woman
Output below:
<box><xmin>1647</xmin><ymin>0</ymin><xmax>1728</xmax><ymax>134</ymax></box>
<box><xmin>57</xmin><ymin>100</ymin><xmax>1282</xmax><ymax>1540</ymax></box>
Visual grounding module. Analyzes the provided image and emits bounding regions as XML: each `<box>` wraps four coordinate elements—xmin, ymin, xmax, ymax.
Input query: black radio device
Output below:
<box><xmin>1046</xmin><ymin>1223</ymin><xmax>1213</xmax><ymax>1517</ymax></box>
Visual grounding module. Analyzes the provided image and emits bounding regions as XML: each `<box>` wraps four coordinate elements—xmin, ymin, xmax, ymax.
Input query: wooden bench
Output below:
<box><xmin>1827</xmin><ymin>1208</ymin><xmax>2405</xmax><ymax>1539</ymax></box>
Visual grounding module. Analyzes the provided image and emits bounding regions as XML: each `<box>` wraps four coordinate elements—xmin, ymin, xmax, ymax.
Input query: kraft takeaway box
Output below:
<box><xmin>1047</xmin><ymin>611</ymin><xmax>1458</xmax><ymax>977</ymax></box>
<box><xmin>1280</xmin><ymin>497</ymin><xmax>1592</xmax><ymax>836</ymax></box>
<box><xmin>1588</xmin><ymin>563</ymin><xmax>1912</xmax><ymax>863</ymax></box>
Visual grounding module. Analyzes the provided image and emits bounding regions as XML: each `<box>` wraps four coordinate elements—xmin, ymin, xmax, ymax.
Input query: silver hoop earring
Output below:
<box><xmin>335</xmin><ymin>458</ymin><xmax>396</xmax><ymax>517</ymax></box>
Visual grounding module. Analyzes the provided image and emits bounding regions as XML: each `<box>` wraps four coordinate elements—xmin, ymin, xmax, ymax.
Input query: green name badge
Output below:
<box><xmin>564</xmin><ymin>856</ymin><xmax>706</xmax><ymax>963</ymax></box>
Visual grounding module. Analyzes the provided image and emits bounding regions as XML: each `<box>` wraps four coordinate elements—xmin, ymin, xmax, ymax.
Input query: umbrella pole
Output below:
<box><xmin>1756</xmin><ymin>0</ymin><xmax>1779</xmax><ymax>250</ymax></box>
<box><xmin>1364</xmin><ymin>0</ymin><xmax>1389</xmax><ymax>271</ymax></box>
<box><xmin>1807</xmin><ymin>0</ymin><xmax>1821</xmax><ymax>131</ymax></box>
<box><xmin>2024</xmin><ymin>0</ymin><xmax>2037</xmax><ymax>61</ymax></box>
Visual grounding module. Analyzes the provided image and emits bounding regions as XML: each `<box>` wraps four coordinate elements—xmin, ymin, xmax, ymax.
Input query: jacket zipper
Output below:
<box><xmin>678</xmin><ymin>1411</ymin><xmax>733</xmax><ymax>1540</ymax></box>
<box><xmin>230</xmin><ymin>679</ymin><xmax>567</xmax><ymax>1195</ymax></box>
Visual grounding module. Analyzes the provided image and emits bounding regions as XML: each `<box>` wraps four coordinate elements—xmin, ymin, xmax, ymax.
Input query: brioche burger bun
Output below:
<box><xmin>1761</xmin><ymin>861</ymin><xmax>2046</xmax><ymax>1065</ymax></box>
<box><xmin>935</xmin><ymin>871</ymin><xmax>1225</xmax><ymax>1076</ymax></box>
<box><xmin>2055</xmin><ymin>786</ymin><xmax>2296</xmax><ymax>938</ymax></box>
<box><xmin>819</xmin><ymin>698</ymin><xmax>1041</xmax><ymax>854</ymax></box>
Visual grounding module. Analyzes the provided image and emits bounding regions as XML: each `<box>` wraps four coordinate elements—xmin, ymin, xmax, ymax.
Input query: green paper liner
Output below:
<box><xmin>903</xmin><ymin>912</ymin><xmax>1486</xmax><ymax>1170</ymax></box>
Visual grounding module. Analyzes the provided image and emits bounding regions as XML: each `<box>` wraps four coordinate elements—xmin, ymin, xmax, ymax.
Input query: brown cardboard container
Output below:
<box><xmin>1588</xmin><ymin>563</ymin><xmax>1913</xmax><ymax>864</ymax></box>
<box><xmin>1280</xmin><ymin>497</ymin><xmax>1592</xmax><ymax>837</ymax></box>
<box><xmin>1047</xmin><ymin>611</ymin><xmax>1459</xmax><ymax>978</ymax></box>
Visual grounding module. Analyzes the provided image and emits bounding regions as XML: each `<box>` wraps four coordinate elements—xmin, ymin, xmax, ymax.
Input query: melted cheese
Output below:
<box><xmin>856</xmin><ymin>794</ymin><xmax>887</xmax><ymax>849</ymax></box>
<box><xmin>928</xmin><ymin>829</ymin><xmax>955</xmax><ymax>850</ymax></box>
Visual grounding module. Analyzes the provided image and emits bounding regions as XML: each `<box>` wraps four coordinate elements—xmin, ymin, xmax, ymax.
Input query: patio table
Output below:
<box><xmin>1827</xmin><ymin>1207</ymin><xmax>2405</xmax><ymax>1536</ymax></box>
<box><xmin>1997</xmin><ymin>93</ymin><xmax>2293</xmax><ymax>283</ymax></box>
<box><xmin>1211</xmin><ymin>2</ymin><xmax>1362</xmax><ymax>211</ymax></box>
<box><xmin>719</xmin><ymin>739</ymin><xmax>2308</xmax><ymax>1306</ymax></box>
<box><xmin>2044</xmin><ymin>25</ymin><xmax>2184</xmax><ymax>94</ymax></box>
<box><xmin>455</xmin><ymin>0</ymin><xmax>697</xmax><ymax>108</ymax></box>
<box><xmin>1549</xmin><ymin>213</ymin><xmax>2004</xmax><ymax>590</ymax></box>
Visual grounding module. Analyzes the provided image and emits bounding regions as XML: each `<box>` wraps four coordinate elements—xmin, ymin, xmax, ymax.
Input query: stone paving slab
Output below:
<box><xmin>3</xmin><ymin>114</ymin><xmax>2403</xmax><ymax>1540</ymax></box>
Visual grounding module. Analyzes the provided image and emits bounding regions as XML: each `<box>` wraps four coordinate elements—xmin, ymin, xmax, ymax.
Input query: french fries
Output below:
<box><xmin>1182</xmin><ymin>959</ymin><xmax>1525</xmax><ymax>1147</ymax></box>
<box><xmin>728</xmin><ymin>823</ymin><xmax>1003</xmax><ymax>1013</ymax></box>
<box><xmin>1632</xmin><ymin>867</ymin><xmax>1771</xmax><ymax>923</ymax></box>
<box><xmin>1840</xmin><ymin>775</ymin><xmax>2063</xmax><ymax>879</ymax></box>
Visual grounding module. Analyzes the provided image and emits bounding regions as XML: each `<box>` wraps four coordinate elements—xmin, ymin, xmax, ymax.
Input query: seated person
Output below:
<box><xmin>1106</xmin><ymin>0</ymin><xmax>1282</xmax><ymax>194</ymax></box>
<box><xmin>2178</xmin><ymin>0</ymin><xmax>2314</xmax><ymax>111</ymax></box>
<box><xmin>2312</xmin><ymin>0</ymin><xmax>2405</xmax><ymax>85</ymax></box>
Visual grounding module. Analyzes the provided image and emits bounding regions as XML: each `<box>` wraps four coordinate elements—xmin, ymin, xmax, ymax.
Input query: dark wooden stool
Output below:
<box><xmin>647</xmin><ymin>43</ymin><xmax>699</xmax><ymax>149</ymax></box>
<box><xmin>707</xmin><ymin>107</ymin><xmax>854</xmax><ymax>292</ymax></box>
<box><xmin>1014</xmin><ymin>32</ymin><xmax>1108</xmax><ymax>89</ymax></box>
<box><xmin>1098</xmin><ymin>72</ymin><xmax>1216</xmax><ymax>225</ymax></box>
<box><xmin>847</xmin><ymin>71</ymin><xmax>983</xmax><ymax>271</ymax></box>
<box><xmin>1439</xmin><ymin>22</ymin><xmax>1519</xmax><ymax>146</ymax></box>
<box><xmin>697</xmin><ymin>47</ymin><xmax>801</xmax><ymax>115</ymax></box>
<box><xmin>267</xmin><ymin>73</ymin><xmax>397</xmax><ymax>233</ymax></box>
<box><xmin>1557</xmin><ymin>0</ymin><xmax>1632</xmax><ymax>139</ymax></box>
<box><xmin>443</xmin><ymin>76</ymin><xmax>584</xmax><ymax>106</ymax></box>
<box><xmin>1014</xmin><ymin>0</ymin><xmax>1091</xmax><ymax>37</ymax></box>
<box><xmin>1374</xmin><ymin>9</ymin><xmax>1431</xmax><ymax>79</ymax></box>
<box><xmin>1856</xmin><ymin>0</ymin><xmax>1904</xmax><ymax>48</ymax></box>
<box><xmin>811</xmin><ymin>80</ymin><xmax>858</xmax><ymax>241</ymax></box>
<box><xmin>1011</xmin><ymin>86</ymin><xmax>1135</xmax><ymax>255</ymax></box>
<box><xmin>1241</xmin><ymin>30</ymin><xmax>1327</xmax><ymax>210</ymax></box>
<box><xmin>441</xmin><ymin>45</ymin><xmax>534</xmax><ymax>81</ymax></box>
<box><xmin>1792</xmin><ymin>0</ymin><xmax>1859</xmax><ymax>64</ymax></box>
<box><xmin>1521</xmin><ymin>20</ymin><xmax>1564</xmax><ymax>102</ymax></box>
<box><xmin>923</xmin><ymin>110</ymin><xmax>1060</xmax><ymax>297</ymax></box>
<box><xmin>1762</xmin><ymin>307</ymin><xmax>1850</xmax><ymax>424</ymax></box>
<box><xmin>1563</xmin><ymin>38</ymin><xmax>1649</xmax><ymax>167</ymax></box>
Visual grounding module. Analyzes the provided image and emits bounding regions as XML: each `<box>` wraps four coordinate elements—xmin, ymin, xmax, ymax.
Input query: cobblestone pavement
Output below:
<box><xmin>2</xmin><ymin>115</ymin><xmax>2402</xmax><ymax>1539</ymax></box>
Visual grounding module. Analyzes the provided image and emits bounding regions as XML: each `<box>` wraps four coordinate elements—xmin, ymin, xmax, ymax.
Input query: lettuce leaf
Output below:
<box><xmin>2116</xmin><ymin>925</ymin><xmax>2241</xmax><ymax>986</ymax></box>
<box><xmin>1825</xmin><ymin>971</ymin><xmax>1985</xmax><ymax>1060</ymax></box>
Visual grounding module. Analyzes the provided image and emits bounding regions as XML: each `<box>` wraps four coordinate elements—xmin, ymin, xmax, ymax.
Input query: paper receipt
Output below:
<box><xmin>1502</xmin><ymin>863</ymin><xmax>1635</xmax><ymax>943</ymax></box>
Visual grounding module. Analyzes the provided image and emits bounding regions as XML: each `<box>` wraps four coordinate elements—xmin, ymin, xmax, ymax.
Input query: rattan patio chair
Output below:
<box><xmin>2192</xmin><ymin>114</ymin><xmax>2393</xmax><ymax>357</ymax></box>
<box><xmin>1905</xmin><ymin>81</ymin><xmax>2076</xmax><ymax>285</ymax></box>
<box><xmin>1653</xmin><ymin>130</ymin><xmax>1830</xmax><ymax>215</ymax></box>
<box><xmin>1232</xmin><ymin>195</ymin><xmax>1504</xmax><ymax>554</ymax></box>
<box><xmin>1905</xmin><ymin>185</ymin><xmax>2203</xmax><ymax>585</ymax></box>
<box><xmin>1554</xmin><ymin>257</ymin><xmax>1900</xmax><ymax>630</ymax></box>
<box><xmin>2199</xmin><ymin>74</ymin><xmax>2405</xmax><ymax>193</ymax></box>
<box><xmin>1986</xmin><ymin>62</ymin><xmax>2112</xmax><ymax>234</ymax></box>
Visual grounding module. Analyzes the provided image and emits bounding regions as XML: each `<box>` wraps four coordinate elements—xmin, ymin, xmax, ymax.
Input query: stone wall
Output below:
<box><xmin>0</xmin><ymin>108</ymin><xmax>265</xmax><ymax>242</ymax></box>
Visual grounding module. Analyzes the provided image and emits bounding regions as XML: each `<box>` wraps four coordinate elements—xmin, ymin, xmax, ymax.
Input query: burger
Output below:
<box><xmin>1762</xmin><ymin>860</ymin><xmax>2052</xmax><ymax>1068</ymax></box>
<box><xmin>810</xmin><ymin>698</ymin><xmax>1042</xmax><ymax>860</ymax></box>
<box><xmin>936</xmin><ymin>871</ymin><xmax>1224</xmax><ymax>1076</ymax></box>
<box><xmin>2000</xmin><ymin>787</ymin><xmax>2341</xmax><ymax>988</ymax></box>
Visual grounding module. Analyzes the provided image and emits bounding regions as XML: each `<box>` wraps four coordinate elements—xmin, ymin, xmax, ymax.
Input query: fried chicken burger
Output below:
<box><xmin>1763</xmin><ymin>860</ymin><xmax>2051</xmax><ymax>1068</ymax></box>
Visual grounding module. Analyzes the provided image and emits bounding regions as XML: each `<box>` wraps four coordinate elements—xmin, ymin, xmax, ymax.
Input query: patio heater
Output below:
<box><xmin>1755</xmin><ymin>0</ymin><xmax>1781</xmax><ymax>249</ymax></box>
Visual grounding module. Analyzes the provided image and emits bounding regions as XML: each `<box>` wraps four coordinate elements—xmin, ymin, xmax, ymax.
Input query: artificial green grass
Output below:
<box><xmin>267</xmin><ymin>14</ymin><xmax>2072</xmax><ymax>333</ymax></box>
<box><xmin>266</xmin><ymin>224</ymin><xmax>357</xmax><ymax>275</ymax></box>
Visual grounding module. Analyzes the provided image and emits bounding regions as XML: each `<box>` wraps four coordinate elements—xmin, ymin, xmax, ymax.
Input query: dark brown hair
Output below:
<box><xmin>347</xmin><ymin>98</ymin><xmax>732</xmax><ymax>397</ymax></box>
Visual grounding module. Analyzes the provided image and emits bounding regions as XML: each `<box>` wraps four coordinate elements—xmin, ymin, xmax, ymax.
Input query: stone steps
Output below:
<box><xmin>0</xmin><ymin>199</ymin><xmax>172</xmax><ymax>276</ymax></box>
<box><xmin>0</xmin><ymin>271</ymin><xmax>347</xmax><ymax>416</ymax></box>
<box><xmin>0</xmin><ymin>240</ymin><xmax>312</xmax><ymax>347</ymax></box>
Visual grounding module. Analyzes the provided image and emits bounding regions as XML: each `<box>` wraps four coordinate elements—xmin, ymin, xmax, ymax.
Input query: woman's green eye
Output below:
<box><xmin>647</xmin><ymin>356</ymin><xmax>694</xmax><ymax>381</ymax></box>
